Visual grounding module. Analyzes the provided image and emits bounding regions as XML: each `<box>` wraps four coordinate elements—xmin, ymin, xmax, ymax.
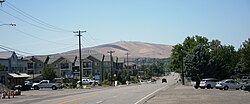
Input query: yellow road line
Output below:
<box><xmin>57</xmin><ymin>93</ymin><xmax>96</xmax><ymax>104</ymax></box>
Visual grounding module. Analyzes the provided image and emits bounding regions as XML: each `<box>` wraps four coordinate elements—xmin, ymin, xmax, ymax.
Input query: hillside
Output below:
<box><xmin>62</xmin><ymin>41</ymin><xmax>172</xmax><ymax>58</ymax></box>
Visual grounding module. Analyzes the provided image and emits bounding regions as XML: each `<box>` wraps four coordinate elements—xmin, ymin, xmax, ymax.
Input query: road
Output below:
<box><xmin>1</xmin><ymin>74</ymin><xmax>177</xmax><ymax>104</ymax></box>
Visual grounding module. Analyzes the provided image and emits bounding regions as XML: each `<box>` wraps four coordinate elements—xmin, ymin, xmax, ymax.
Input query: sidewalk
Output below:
<box><xmin>145</xmin><ymin>84</ymin><xmax>250</xmax><ymax>104</ymax></box>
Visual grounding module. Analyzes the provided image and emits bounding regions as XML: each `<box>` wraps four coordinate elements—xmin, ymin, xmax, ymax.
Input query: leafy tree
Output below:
<box><xmin>184</xmin><ymin>44</ymin><xmax>211</xmax><ymax>81</ymax></box>
<box><xmin>42</xmin><ymin>64</ymin><xmax>57</xmax><ymax>81</ymax></box>
<box><xmin>209</xmin><ymin>45</ymin><xmax>237</xmax><ymax>79</ymax></box>
<box><xmin>239</xmin><ymin>38</ymin><xmax>250</xmax><ymax>75</ymax></box>
<box><xmin>169</xmin><ymin>35</ymin><xmax>209</xmax><ymax>73</ymax></box>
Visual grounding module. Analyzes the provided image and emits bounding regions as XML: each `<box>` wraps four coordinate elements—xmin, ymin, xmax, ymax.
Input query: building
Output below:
<box><xmin>0</xmin><ymin>51</ymin><xmax>29</xmax><ymax>88</ymax></box>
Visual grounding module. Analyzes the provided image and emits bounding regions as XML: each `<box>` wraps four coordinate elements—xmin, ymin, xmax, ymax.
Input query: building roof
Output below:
<box><xmin>8</xmin><ymin>73</ymin><xmax>30</xmax><ymax>78</ymax></box>
<box><xmin>0</xmin><ymin>51</ymin><xmax>14</xmax><ymax>59</ymax></box>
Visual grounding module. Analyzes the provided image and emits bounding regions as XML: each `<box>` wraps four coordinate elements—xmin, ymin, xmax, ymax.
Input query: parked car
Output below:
<box><xmin>21</xmin><ymin>80</ymin><xmax>33</xmax><ymax>91</ymax></box>
<box><xmin>243</xmin><ymin>84</ymin><xmax>250</xmax><ymax>92</ymax></box>
<box><xmin>32</xmin><ymin>80</ymin><xmax>62</xmax><ymax>90</ymax></box>
<box><xmin>199</xmin><ymin>78</ymin><xmax>218</xmax><ymax>89</ymax></box>
<box><xmin>77</xmin><ymin>78</ymin><xmax>99</xmax><ymax>85</ymax></box>
<box><xmin>242</xmin><ymin>76</ymin><xmax>250</xmax><ymax>82</ymax></box>
<box><xmin>215</xmin><ymin>79</ymin><xmax>243</xmax><ymax>90</ymax></box>
<box><xmin>162</xmin><ymin>78</ymin><xmax>167</xmax><ymax>83</ymax></box>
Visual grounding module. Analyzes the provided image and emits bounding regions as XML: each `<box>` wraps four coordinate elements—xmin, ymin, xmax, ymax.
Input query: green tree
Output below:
<box><xmin>239</xmin><ymin>38</ymin><xmax>250</xmax><ymax>75</ymax></box>
<box><xmin>169</xmin><ymin>35</ymin><xmax>209</xmax><ymax>73</ymax></box>
<box><xmin>184</xmin><ymin>44</ymin><xmax>211</xmax><ymax>81</ymax></box>
<box><xmin>42</xmin><ymin>64</ymin><xmax>57</xmax><ymax>81</ymax></box>
<box><xmin>209</xmin><ymin>45</ymin><xmax>237</xmax><ymax>79</ymax></box>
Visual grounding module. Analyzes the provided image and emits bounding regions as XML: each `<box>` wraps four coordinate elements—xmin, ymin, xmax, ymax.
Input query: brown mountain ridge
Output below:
<box><xmin>62</xmin><ymin>41</ymin><xmax>173</xmax><ymax>58</ymax></box>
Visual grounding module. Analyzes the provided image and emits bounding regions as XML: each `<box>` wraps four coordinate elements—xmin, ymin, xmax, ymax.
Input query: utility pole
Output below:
<box><xmin>73</xmin><ymin>30</ymin><xmax>86</xmax><ymax>88</ymax></box>
<box><xmin>125</xmin><ymin>53</ymin><xmax>129</xmax><ymax>69</ymax></box>
<box><xmin>32</xmin><ymin>62</ymin><xmax>35</xmax><ymax>83</ymax></box>
<box><xmin>0</xmin><ymin>0</ymin><xmax>5</xmax><ymax>7</ymax></box>
<box><xmin>107</xmin><ymin>50</ymin><xmax>115</xmax><ymax>86</ymax></box>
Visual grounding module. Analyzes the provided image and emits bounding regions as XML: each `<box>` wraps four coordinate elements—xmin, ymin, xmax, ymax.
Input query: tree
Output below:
<box><xmin>239</xmin><ymin>38</ymin><xmax>250</xmax><ymax>75</ymax></box>
<box><xmin>209</xmin><ymin>45</ymin><xmax>237</xmax><ymax>79</ymax></box>
<box><xmin>42</xmin><ymin>64</ymin><xmax>57</xmax><ymax>81</ymax></box>
<box><xmin>184</xmin><ymin>44</ymin><xmax>211</xmax><ymax>81</ymax></box>
<box><xmin>169</xmin><ymin>35</ymin><xmax>209</xmax><ymax>73</ymax></box>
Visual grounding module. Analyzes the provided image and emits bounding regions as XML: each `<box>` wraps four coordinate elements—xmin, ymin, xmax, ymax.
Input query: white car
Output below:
<box><xmin>77</xmin><ymin>78</ymin><xmax>99</xmax><ymax>85</ymax></box>
<box><xmin>199</xmin><ymin>78</ymin><xmax>218</xmax><ymax>89</ymax></box>
<box><xmin>215</xmin><ymin>79</ymin><xmax>243</xmax><ymax>90</ymax></box>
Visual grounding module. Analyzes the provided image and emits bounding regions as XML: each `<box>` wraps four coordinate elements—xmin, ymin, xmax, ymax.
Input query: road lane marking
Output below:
<box><xmin>134</xmin><ymin>85</ymin><xmax>168</xmax><ymax>104</ymax></box>
<box><xmin>96</xmin><ymin>100</ymin><xmax>103</xmax><ymax>104</ymax></box>
<box><xmin>57</xmin><ymin>93</ymin><xmax>96</xmax><ymax>104</ymax></box>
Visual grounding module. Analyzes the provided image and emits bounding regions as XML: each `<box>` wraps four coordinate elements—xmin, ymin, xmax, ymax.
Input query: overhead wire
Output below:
<box><xmin>5</xmin><ymin>1</ymin><xmax>73</xmax><ymax>32</ymax></box>
<box><xmin>10</xmin><ymin>27</ymin><xmax>77</xmax><ymax>46</ymax></box>
<box><xmin>0</xmin><ymin>44</ymin><xmax>34</xmax><ymax>56</ymax></box>
<box><xmin>0</xmin><ymin>9</ymin><xmax>66</xmax><ymax>32</ymax></box>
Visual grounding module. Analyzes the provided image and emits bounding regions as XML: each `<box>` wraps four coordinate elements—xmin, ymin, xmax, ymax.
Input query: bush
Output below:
<box><xmin>102</xmin><ymin>80</ymin><xmax>111</xmax><ymax>86</ymax></box>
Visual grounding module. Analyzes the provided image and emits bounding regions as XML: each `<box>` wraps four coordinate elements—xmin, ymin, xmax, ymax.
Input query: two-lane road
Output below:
<box><xmin>4</xmin><ymin>73</ymin><xmax>177</xmax><ymax>104</ymax></box>
<box><xmin>50</xmin><ymin>74</ymin><xmax>175</xmax><ymax>104</ymax></box>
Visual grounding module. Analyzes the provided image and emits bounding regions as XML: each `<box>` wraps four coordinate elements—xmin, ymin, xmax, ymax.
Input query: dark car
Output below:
<box><xmin>162</xmin><ymin>78</ymin><xmax>167</xmax><ymax>83</ymax></box>
<box><xmin>243</xmin><ymin>84</ymin><xmax>250</xmax><ymax>92</ymax></box>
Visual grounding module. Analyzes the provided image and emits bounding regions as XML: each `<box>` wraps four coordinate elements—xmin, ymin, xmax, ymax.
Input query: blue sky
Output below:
<box><xmin>0</xmin><ymin>0</ymin><xmax>249</xmax><ymax>56</ymax></box>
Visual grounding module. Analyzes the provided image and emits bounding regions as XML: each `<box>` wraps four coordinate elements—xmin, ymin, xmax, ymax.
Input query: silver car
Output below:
<box><xmin>215</xmin><ymin>79</ymin><xmax>243</xmax><ymax>90</ymax></box>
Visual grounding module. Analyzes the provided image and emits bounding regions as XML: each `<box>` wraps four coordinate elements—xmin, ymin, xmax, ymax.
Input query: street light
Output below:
<box><xmin>0</xmin><ymin>23</ymin><xmax>16</xmax><ymax>26</ymax></box>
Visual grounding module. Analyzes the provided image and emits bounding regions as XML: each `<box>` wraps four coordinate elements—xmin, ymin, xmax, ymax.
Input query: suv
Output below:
<box><xmin>199</xmin><ymin>78</ymin><xmax>218</xmax><ymax>89</ymax></box>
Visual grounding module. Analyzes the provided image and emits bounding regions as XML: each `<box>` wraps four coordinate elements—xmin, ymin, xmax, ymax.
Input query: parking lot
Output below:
<box><xmin>145</xmin><ymin>84</ymin><xmax>250</xmax><ymax>104</ymax></box>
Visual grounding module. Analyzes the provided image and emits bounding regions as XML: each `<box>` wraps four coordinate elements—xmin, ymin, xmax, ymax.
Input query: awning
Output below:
<box><xmin>8</xmin><ymin>73</ymin><xmax>30</xmax><ymax>78</ymax></box>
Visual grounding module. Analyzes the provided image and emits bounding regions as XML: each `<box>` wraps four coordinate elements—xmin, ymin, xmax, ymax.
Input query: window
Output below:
<box><xmin>60</xmin><ymin>63</ymin><xmax>69</xmax><ymax>69</ymax></box>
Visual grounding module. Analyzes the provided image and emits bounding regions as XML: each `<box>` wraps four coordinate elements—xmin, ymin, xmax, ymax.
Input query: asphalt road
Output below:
<box><xmin>1</xmin><ymin>74</ymin><xmax>176</xmax><ymax>104</ymax></box>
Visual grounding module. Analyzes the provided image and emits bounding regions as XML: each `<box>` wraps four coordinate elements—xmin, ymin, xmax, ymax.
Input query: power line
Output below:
<box><xmin>0</xmin><ymin>44</ymin><xmax>34</xmax><ymax>56</ymax></box>
<box><xmin>5</xmin><ymin>1</ymin><xmax>73</xmax><ymax>32</ymax></box>
<box><xmin>38</xmin><ymin>44</ymin><xmax>77</xmax><ymax>54</ymax></box>
<box><xmin>10</xmin><ymin>27</ymin><xmax>76</xmax><ymax>46</ymax></box>
<box><xmin>0</xmin><ymin>8</ymin><xmax>67</xmax><ymax>32</ymax></box>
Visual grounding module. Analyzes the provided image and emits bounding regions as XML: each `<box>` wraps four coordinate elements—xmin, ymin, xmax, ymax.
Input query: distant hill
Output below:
<box><xmin>62</xmin><ymin>41</ymin><xmax>173</xmax><ymax>58</ymax></box>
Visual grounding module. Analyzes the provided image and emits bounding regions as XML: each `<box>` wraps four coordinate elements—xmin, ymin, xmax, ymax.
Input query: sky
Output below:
<box><xmin>0</xmin><ymin>0</ymin><xmax>249</xmax><ymax>56</ymax></box>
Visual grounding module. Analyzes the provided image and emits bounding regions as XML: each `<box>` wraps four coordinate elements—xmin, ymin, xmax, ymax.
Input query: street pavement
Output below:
<box><xmin>7</xmin><ymin>73</ymin><xmax>250</xmax><ymax>104</ymax></box>
<box><xmin>0</xmin><ymin>74</ymin><xmax>176</xmax><ymax>104</ymax></box>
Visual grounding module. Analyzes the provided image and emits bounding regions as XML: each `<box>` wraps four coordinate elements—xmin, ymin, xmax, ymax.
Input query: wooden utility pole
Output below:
<box><xmin>107</xmin><ymin>50</ymin><xmax>115</xmax><ymax>86</ymax></box>
<box><xmin>125</xmin><ymin>53</ymin><xmax>129</xmax><ymax>69</ymax></box>
<box><xmin>0</xmin><ymin>0</ymin><xmax>5</xmax><ymax>7</ymax></box>
<box><xmin>73</xmin><ymin>30</ymin><xmax>86</xmax><ymax>88</ymax></box>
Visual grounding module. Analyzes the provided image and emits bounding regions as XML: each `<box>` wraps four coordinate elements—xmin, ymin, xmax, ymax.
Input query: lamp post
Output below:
<box><xmin>0</xmin><ymin>23</ymin><xmax>16</xmax><ymax>26</ymax></box>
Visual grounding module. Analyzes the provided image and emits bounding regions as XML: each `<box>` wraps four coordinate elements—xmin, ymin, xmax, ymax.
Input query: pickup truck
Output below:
<box><xmin>32</xmin><ymin>80</ymin><xmax>61</xmax><ymax>90</ymax></box>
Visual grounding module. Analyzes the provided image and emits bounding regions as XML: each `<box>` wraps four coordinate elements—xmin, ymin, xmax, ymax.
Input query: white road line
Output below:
<box><xmin>134</xmin><ymin>85</ymin><xmax>168</xmax><ymax>104</ymax></box>
<box><xmin>96</xmin><ymin>100</ymin><xmax>103</xmax><ymax>104</ymax></box>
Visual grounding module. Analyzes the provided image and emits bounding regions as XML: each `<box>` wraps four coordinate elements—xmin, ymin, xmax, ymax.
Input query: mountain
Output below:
<box><xmin>62</xmin><ymin>41</ymin><xmax>173</xmax><ymax>58</ymax></box>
